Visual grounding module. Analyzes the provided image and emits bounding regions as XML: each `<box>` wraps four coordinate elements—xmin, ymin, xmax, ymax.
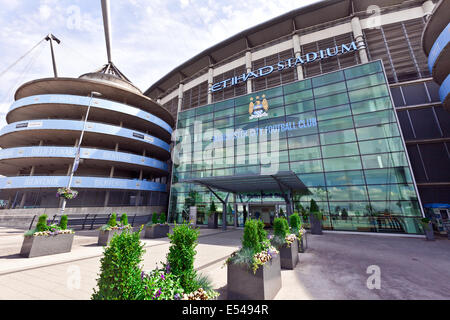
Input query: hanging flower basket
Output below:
<box><xmin>57</xmin><ymin>187</ymin><xmax>78</xmax><ymax>200</ymax></box>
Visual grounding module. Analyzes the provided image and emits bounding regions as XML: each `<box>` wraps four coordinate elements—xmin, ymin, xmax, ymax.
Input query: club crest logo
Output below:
<box><xmin>249</xmin><ymin>94</ymin><xmax>269</xmax><ymax>120</ymax></box>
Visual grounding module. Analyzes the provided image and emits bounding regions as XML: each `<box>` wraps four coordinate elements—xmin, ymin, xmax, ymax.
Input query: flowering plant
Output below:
<box><xmin>31</xmin><ymin>229</ymin><xmax>74</xmax><ymax>237</ymax></box>
<box><xmin>140</xmin><ymin>268</ymin><xmax>185</xmax><ymax>300</ymax></box>
<box><xmin>100</xmin><ymin>212</ymin><xmax>132</xmax><ymax>231</ymax></box>
<box><xmin>285</xmin><ymin>234</ymin><xmax>297</xmax><ymax>246</ymax></box>
<box><xmin>251</xmin><ymin>246</ymin><xmax>279</xmax><ymax>273</ymax></box>
<box><xmin>24</xmin><ymin>215</ymin><xmax>74</xmax><ymax>237</ymax></box>
<box><xmin>57</xmin><ymin>187</ymin><xmax>78</xmax><ymax>200</ymax></box>
<box><xmin>182</xmin><ymin>288</ymin><xmax>219</xmax><ymax>300</ymax></box>
<box><xmin>100</xmin><ymin>224</ymin><xmax>132</xmax><ymax>231</ymax></box>
<box><xmin>298</xmin><ymin>227</ymin><xmax>306</xmax><ymax>238</ymax></box>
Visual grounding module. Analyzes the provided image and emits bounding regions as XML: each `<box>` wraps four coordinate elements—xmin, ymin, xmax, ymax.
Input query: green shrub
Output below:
<box><xmin>207</xmin><ymin>201</ymin><xmax>217</xmax><ymax>218</ymax></box>
<box><xmin>108</xmin><ymin>213</ymin><xmax>117</xmax><ymax>227</ymax></box>
<box><xmin>152</xmin><ymin>212</ymin><xmax>159</xmax><ymax>224</ymax></box>
<box><xmin>310</xmin><ymin>199</ymin><xmax>323</xmax><ymax>220</ymax></box>
<box><xmin>166</xmin><ymin>222</ymin><xmax>200</xmax><ymax>292</ymax></box>
<box><xmin>92</xmin><ymin>228</ymin><xmax>145</xmax><ymax>300</ymax></box>
<box><xmin>120</xmin><ymin>213</ymin><xmax>128</xmax><ymax>226</ymax></box>
<box><xmin>36</xmin><ymin>214</ymin><xmax>48</xmax><ymax>232</ymax></box>
<box><xmin>289</xmin><ymin>213</ymin><xmax>301</xmax><ymax>234</ymax></box>
<box><xmin>256</xmin><ymin>219</ymin><xmax>268</xmax><ymax>246</ymax></box>
<box><xmin>273</xmin><ymin>217</ymin><xmax>289</xmax><ymax>239</ymax></box>
<box><xmin>242</xmin><ymin>219</ymin><xmax>263</xmax><ymax>253</ymax></box>
<box><xmin>59</xmin><ymin>215</ymin><xmax>68</xmax><ymax>230</ymax></box>
<box><xmin>159</xmin><ymin>213</ymin><xmax>166</xmax><ymax>224</ymax></box>
<box><xmin>310</xmin><ymin>199</ymin><xmax>319</xmax><ymax>212</ymax></box>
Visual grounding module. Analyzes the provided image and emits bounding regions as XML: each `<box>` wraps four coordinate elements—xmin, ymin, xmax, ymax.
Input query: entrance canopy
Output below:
<box><xmin>179</xmin><ymin>171</ymin><xmax>309</xmax><ymax>194</ymax></box>
<box><xmin>179</xmin><ymin>171</ymin><xmax>309</xmax><ymax>229</ymax></box>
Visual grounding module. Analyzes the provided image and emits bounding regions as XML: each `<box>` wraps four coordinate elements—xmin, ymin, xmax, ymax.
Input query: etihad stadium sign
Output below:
<box><xmin>210</xmin><ymin>41</ymin><xmax>360</xmax><ymax>92</ymax></box>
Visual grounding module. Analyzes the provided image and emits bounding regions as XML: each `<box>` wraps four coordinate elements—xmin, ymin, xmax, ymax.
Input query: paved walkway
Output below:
<box><xmin>0</xmin><ymin>226</ymin><xmax>449</xmax><ymax>300</ymax></box>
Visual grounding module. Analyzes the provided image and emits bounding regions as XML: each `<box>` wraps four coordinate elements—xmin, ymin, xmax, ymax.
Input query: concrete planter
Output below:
<box><xmin>279</xmin><ymin>239</ymin><xmax>299</xmax><ymax>269</ymax></box>
<box><xmin>207</xmin><ymin>213</ymin><xmax>218</xmax><ymax>229</ymax></box>
<box><xmin>423</xmin><ymin>223</ymin><xmax>435</xmax><ymax>241</ymax></box>
<box><xmin>310</xmin><ymin>214</ymin><xmax>322</xmax><ymax>235</ymax></box>
<box><xmin>227</xmin><ymin>253</ymin><xmax>281</xmax><ymax>300</ymax></box>
<box><xmin>98</xmin><ymin>229</ymin><xmax>126</xmax><ymax>246</ymax></box>
<box><xmin>298</xmin><ymin>233</ymin><xmax>308</xmax><ymax>253</ymax></box>
<box><xmin>20</xmin><ymin>233</ymin><xmax>74</xmax><ymax>258</ymax></box>
<box><xmin>144</xmin><ymin>224</ymin><xmax>169</xmax><ymax>238</ymax></box>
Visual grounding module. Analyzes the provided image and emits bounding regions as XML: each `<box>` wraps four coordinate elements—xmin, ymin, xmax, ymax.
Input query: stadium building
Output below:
<box><xmin>0</xmin><ymin>0</ymin><xmax>448</xmax><ymax>234</ymax></box>
<box><xmin>144</xmin><ymin>0</ymin><xmax>449</xmax><ymax>234</ymax></box>
<box><xmin>0</xmin><ymin>63</ymin><xmax>174</xmax><ymax>216</ymax></box>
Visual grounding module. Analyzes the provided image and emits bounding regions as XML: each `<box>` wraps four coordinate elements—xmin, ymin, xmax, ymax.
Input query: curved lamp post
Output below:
<box><xmin>60</xmin><ymin>91</ymin><xmax>102</xmax><ymax>215</ymax></box>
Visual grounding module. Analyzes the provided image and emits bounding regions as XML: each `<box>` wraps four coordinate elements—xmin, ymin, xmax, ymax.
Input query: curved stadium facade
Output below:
<box><xmin>0</xmin><ymin>67</ymin><xmax>174</xmax><ymax>215</ymax></box>
<box><xmin>145</xmin><ymin>0</ymin><xmax>449</xmax><ymax>234</ymax></box>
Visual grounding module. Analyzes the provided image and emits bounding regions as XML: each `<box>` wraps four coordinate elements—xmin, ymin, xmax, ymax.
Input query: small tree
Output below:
<box><xmin>108</xmin><ymin>213</ymin><xmax>117</xmax><ymax>227</ymax></box>
<box><xmin>208</xmin><ymin>201</ymin><xmax>217</xmax><ymax>218</ymax></box>
<box><xmin>152</xmin><ymin>212</ymin><xmax>159</xmax><ymax>225</ymax></box>
<box><xmin>242</xmin><ymin>219</ymin><xmax>263</xmax><ymax>254</ymax></box>
<box><xmin>159</xmin><ymin>213</ymin><xmax>166</xmax><ymax>224</ymax></box>
<box><xmin>120</xmin><ymin>213</ymin><xmax>128</xmax><ymax>226</ymax></box>
<box><xmin>310</xmin><ymin>199</ymin><xmax>319</xmax><ymax>212</ymax></box>
<box><xmin>59</xmin><ymin>215</ymin><xmax>68</xmax><ymax>230</ymax></box>
<box><xmin>256</xmin><ymin>219</ymin><xmax>267</xmax><ymax>245</ymax></box>
<box><xmin>273</xmin><ymin>217</ymin><xmax>289</xmax><ymax>239</ymax></box>
<box><xmin>92</xmin><ymin>228</ymin><xmax>145</xmax><ymax>300</ymax></box>
<box><xmin>36</xmin><ymin>214</ymin><xmax>48</xmax><ymax>232</ymax></box>
<box><xmin>310</xmin><ymin>199</ymin><xmax>322</xmax><ymax>220</ymax></box>
<box><xmin>272</xmin><ymin>217</ymin><xmax>290</xmax><ymax>249</ymax></box>
<box><xmin>243</xmin><ymin>205</ymin><xmax>248</xmax><ymax>225</ymax></box>
<box><xmin>289</xmin><ymin>213</ymin><xmax>301</xmax><ymax>234</ymax></box>
<box><xmin>341</xmin><ymin>208</ymin><xmax>348</xmax><ymax>221</ymax></box>
<box><xmin>166</xmin><ymin>222</ymin><xmax>200</xmax><ymax>292</ymax></box>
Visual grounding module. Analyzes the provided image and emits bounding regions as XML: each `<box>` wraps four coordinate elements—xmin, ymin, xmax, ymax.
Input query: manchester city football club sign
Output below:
<box><xmin>249</xmin><ymin>95</ymin><xmax>269</xmax><ymax>120</ymax></box>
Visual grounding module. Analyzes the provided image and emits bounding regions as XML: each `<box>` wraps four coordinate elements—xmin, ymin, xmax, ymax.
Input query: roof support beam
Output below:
<box><xmin>245</xmin><ymin>36</ymin><xmax>252</xmax><ymax>49</ymax></box>
<box><xmin>208</xmin><ymin>55</ymin><xmax>216</xmax><ymax>65</ymax></box>
<box><xmin>204</xmin><ymin>184</ymin><xmax>231</xmax><ymax>231</ymax></box>
<box><xmin>270</xmin><ymin>175</ymin><xmax>293</xmax><ymax>217</ymax></box>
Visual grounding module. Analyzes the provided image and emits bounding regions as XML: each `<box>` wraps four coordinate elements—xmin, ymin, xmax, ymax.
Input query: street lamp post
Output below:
<box><xmin>60</xmin><ymin>91</ymin><xmax>102</xmax><ymax>215</ymax></box>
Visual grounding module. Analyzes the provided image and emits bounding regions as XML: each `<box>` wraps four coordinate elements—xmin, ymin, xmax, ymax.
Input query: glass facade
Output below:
<box><xmin>170</xmin><ymin>61</ymin><xmax>424</xmax><ymax>234</ymax></box>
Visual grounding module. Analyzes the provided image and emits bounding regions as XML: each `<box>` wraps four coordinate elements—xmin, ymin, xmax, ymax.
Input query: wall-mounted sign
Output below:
<box><xmin>15</xmin><ymin>123</ymin><xmax>28</xmax><ymax>128</ymax></box>
<box><xmin>212</xmin><ymin>117</ymin><xmax>317</xmax><ymax>142</ymax></box>
<box><xmin>28</xmin><ymin>121</ymin><xmax>42</xmax><ymax>128</ymax></box>
<box><xmin>133</xmin><ymin>132</ymin><xmax>144</xmax><ymax>139</ymax></box>
<box><xmin>15</xmin><ymin>122</ymin><xmax>43</xmax><ymax>129</ymax></box>
<box><xmin>210</xmin><ymin>41</ymin><xmax>360</xmax><ymax>93</ymax></box>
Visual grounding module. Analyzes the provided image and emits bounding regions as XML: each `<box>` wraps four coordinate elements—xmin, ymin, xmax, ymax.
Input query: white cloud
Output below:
<box><xmin>180</xmin><ymin>0</ymin><xmax>190</xmax><ymax>9</ymax></box>
<box><xmin>0</xmin><ymin>0</ymin><xmax>323</xmax><ymax>111</ymax></box>
<box><xmin>39</xmin><ymin>4</ymin><xmax>52</xmax><ymax>20</ymax></box>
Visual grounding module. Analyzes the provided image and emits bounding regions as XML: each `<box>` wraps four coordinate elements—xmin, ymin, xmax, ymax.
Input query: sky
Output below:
<box><xmin>0</xmin><ymin>0</ymin><xmax>322</xmax><ymax>126</ymax></box>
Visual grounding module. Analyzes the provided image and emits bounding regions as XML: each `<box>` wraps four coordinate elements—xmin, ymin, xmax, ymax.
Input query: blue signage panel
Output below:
<box><xmin>0</xmin><ymin>146</ymin><xmax>168</xmax><ymax>171</ymax></box>
<box><xmin>9</xmin><ymin>94</ymin><xmax>173</xmax><ymax>134</ymax></box>
<box><xmin>0</xmin><ymin>176</ymin><xmax>167</xmax><ymax>192</ymax></box>
<box><xmin>0</xmin><ymin>119</ymin><xmax>170</xmax><ymax>152</ymax></box>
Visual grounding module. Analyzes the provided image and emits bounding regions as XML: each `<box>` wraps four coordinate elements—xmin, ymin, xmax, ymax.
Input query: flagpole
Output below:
<box><xmin>60</xmin><ymin>91</ymin><xmax>102</xmax><ymax>215</ymax></box>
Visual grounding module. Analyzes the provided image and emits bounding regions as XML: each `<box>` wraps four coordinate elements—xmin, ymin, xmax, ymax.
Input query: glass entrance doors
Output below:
<box><xmin>249</xmin><ymin>205</ymin><xmax>276</xmax><ymax>227</ymax></box>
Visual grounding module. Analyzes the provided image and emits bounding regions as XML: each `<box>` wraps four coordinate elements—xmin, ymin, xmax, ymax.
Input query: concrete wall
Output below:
<box><xmin>0</xmin><ymin>205</ymin><xmax>166</xmax><ymax>230</ymax></box>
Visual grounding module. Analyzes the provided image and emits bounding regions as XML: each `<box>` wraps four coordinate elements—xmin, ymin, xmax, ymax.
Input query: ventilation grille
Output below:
<box><xmin>364</xmin><ymin>17</ymin><xmax>429</xmax><ymax>83</ymax></box>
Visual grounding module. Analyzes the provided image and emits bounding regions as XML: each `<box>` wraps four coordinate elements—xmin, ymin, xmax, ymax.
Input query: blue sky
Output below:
<box><xmin>0</xmin><ymin>0</ymin><xmax>321</xmax><ymax>125</ymax></box>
